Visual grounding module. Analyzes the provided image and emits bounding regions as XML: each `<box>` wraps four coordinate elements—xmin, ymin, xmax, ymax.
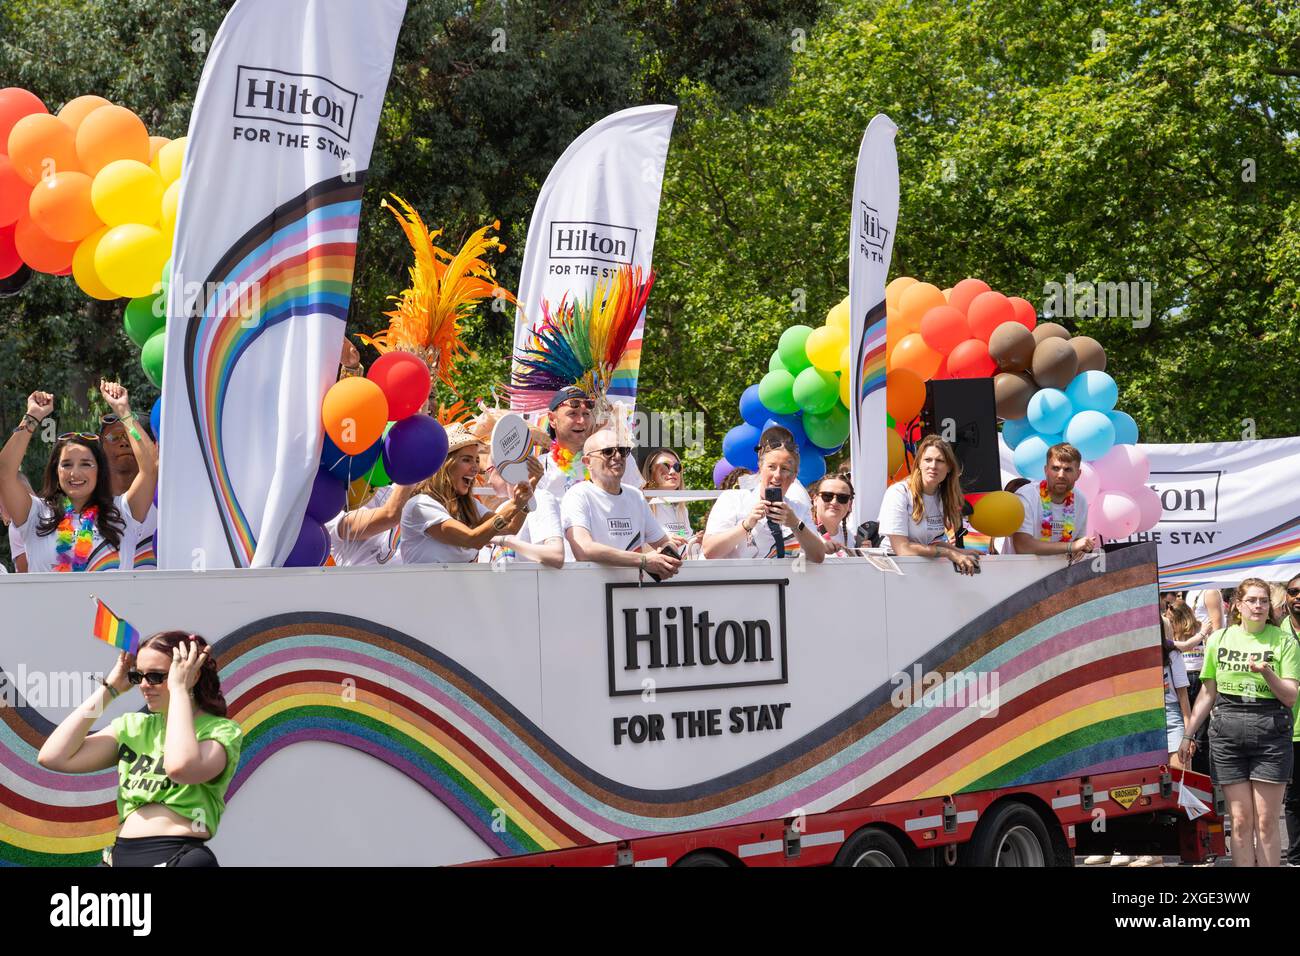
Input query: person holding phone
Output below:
<box><xmin>701</xmin><ymin>428</ymin><xmax>826</xmax><ymax>563</ymax></box>
<box><xmin>562</xmin><ymin>429</ymin><xmax>681</xmax><ymax>579</ymax></box>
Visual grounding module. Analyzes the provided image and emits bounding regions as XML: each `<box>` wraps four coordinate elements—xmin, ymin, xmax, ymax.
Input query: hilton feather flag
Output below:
<box><xmin>848</xmin><ymin>115</ymin><xmax>900</xmax><ymax>530</ymax></box>
<box><xmin>158</xmin><ymin>0</ymin><xmax>406</xmax><ymax>569</ymax></box>
<box><xmin>510</xmin><ymin>105</ymin><xmax>676</xmax><ymax>409</ymax></box>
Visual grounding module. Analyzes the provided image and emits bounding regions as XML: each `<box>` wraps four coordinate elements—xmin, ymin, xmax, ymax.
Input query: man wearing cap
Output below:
<box><xmin>536</xmin><ymin>386</ymin><xmax>643</xmax><ymax>499</ymax></box>
<box><xmin>563</xmin><ymin>429</ymin><xmax>681</xmax><ymax>579</ymax></box>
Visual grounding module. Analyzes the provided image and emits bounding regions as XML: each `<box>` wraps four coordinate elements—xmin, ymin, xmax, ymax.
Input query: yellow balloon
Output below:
<box><xmin>160</xmin><ymin>179</ymin><xmax>180</xmax><ymax>240</ymax></box>
<box><xmin>806</xmin><ymin>324</ymin><xmax>848</xmax><ymax>372</ymax></box>
<box><xmin>970</xmin><ymin>491</ymin><xmax>1026</xmax><ymax>537</ymax></box>
<box><xmin>71</xmin><ymin>226</ymin><xmax>119</xmax><ymax>300</ymax></box>
<box><xmin>152</xmin><ymin>137</ymin><xmax>186</xmax><ymax>186</ymax></box>
<box><xmin>887</xmin><ymin>428</ymin><xmax>904</xmax><ymax>474</ymax></box>
<box><xmin>91</xmin><ymin>159</ymin><xmax>163</xmax><ymax>226</ymax></box>
<box><xmin>885</xmin><ymin>276</ymin><xmax>917</xmax><ymax>315</ymax></box>
<box><xmin>826</xmin><ymin>295</ymin><xmax>850</xmax><ymax>331</ymax></box>
<box><xmin>94</xmin><ymin>223</ymin><xmax>167</xmax><ymax>298</ymax></box>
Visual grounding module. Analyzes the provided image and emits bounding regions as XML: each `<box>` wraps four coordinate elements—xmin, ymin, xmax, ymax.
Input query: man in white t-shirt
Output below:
<box><xmin>535</xmin><ymin>386</ymin><xmax>644</xmax><ymax>499</ymax></box>
<box><xmin>1006</xmin><ymin>442</ymin><xmax>1099</xmax><ymax>558</ymax></box>
<box><xmin>562</xmin><ymin>429</ymin><xmax>680</xmax><ymax>579</ymax></box>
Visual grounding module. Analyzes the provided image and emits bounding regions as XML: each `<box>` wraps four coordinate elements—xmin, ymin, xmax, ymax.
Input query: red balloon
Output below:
<box><xmin>366</xmin><ymin>350</ymin><xmax>432</xmax><ymax>420</ymax></box>
<box><xmin>0</xmin><ymin>222</ymin><xmax>21</xmax><ymax>278</ymax></box>
<box><xmin>966</xmin><ymin>290</ymin><xmax>1015</xmax><ymax>342</ymax></box>
<box><xmin>0</xmin><ymin>154</ymin><xmax>30</xmax><ymax>226</ymax></box>
<box><xmin>1008</xmin><ymin>296</ymin><xmax>1038</xmax><ymax>331</ymax></box>
<box><xmin>932</xmin><ymin>355</ymin><xmax>951</xmax><ymax>380</ymax></box>
<box><xmin>947</xmin><ymin>338</ymin><xmax>996</xmax><ymax>378</ymax></box>
<box><xmin>947</xmin><ymin>277</ymin><xmax>991</xmax><ymax>315</ymax></box>
<box><xmin>0</xmin><ymin>88</ymin><xmax>47</xmax><ymax>156</ymax></box>
<box><xmin>919</xmin><ymin>305</ymin><xmax>971</xmax><ymax>355</ymax></box>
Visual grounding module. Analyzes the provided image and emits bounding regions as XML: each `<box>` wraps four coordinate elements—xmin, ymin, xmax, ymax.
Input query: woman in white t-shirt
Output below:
<box><xmin>399</xmin><ymin>423</ymin><xmax>539</xmax><ymax>565</ymax></box>
<box><xmin>808</xmin><ymin>472</ymin><xmax>855</xmax><ymax>556</ymax></box>
<box><xmin>0</xmin><ymin>385</ymin><xmax>156</xmax><ymax>573</ymax></box>
<box><xmin>876</xmin><ymin>435</ymin><xmax>978</xmax><ymax>575</ymax></box>
<box><xmin>327</xmin><ymin>483</ymin><xmax>417</xmax><ymax>566</ymax></box>
<box><xmin>642</xmin><ymin>448</ymin><xmax>700</xmax><ymax>555</ymax></box>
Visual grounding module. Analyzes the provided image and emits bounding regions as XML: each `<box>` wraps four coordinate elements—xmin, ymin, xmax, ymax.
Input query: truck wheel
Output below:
<box><xmin>833</xmin><ymin>828</ymin><xmax>909</xmax><ymax>867</ymax></box>
<box><xmin>965</xmin><ymin>802</ymin><xmax>1052</xmax><ymax>867</ymax></box>
<box><xmin>674</xmin><ymin>850</ymin><xmax>732</xmax><ymax>867</ymax></box>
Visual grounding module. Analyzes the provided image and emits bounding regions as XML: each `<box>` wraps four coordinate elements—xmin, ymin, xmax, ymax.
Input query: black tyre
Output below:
<box><xmin>964</xmin><ymin>802</ymin><xmax>1054</xmax><ymax>867</ymax></box>
<box><xmin>833</xmin><ymin>827</ymin><xmax>909</xmax><ymax>867</ymax></box>
<box><xmin>673</xmin><ymin>850</ymin><xmax>732</xmax><ymax>867</ymax></box>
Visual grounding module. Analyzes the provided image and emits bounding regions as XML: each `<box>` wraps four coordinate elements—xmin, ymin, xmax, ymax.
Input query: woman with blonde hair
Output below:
<box><xmin>876</xmin><ymin>434</ymin><xmax>978</xmax><ymax>575</ymax></box>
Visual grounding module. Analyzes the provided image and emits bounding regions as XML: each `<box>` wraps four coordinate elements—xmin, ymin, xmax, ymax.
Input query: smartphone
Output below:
<box><xmin>763</xmin><ymin>487</ymin><xmax>783</xmax><ymax>504</ymax></box>
<box><xmin>646</xmin><ymin>543</ymin><xmax>681</xmax><ymax>582</ymax></box>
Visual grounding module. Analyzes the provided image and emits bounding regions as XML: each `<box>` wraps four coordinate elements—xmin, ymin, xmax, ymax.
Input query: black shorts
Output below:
<box><xmin>101</xmin><ymin>836</ymin><xmax>219</xmax><ymax>868</ymax></box>
<box><xmin>1209</xmin><ymin>700</ymin><xmax>1294</xmax><ymax>786</ymax></box>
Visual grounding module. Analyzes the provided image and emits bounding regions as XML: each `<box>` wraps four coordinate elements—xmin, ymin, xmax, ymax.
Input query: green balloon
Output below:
<box><xmin>778</xmin><ymin>325</ymin><xmax>814</xmax><ymax>375</ymax></box>
<box><xmin>364</xmin><ymin>422</ymin><xmax>396</xmax><ymax>487</ymax></box>
<box><xmin>124</xmin><ymin>295</ymin><xmax>166</xmax><ymax>348</ymax></box>
<box><xmin>758</xmin><ymin>368</ymin><xmax>799</xmax><ymax>415</ymax></box>
<box><xmin>804</xmin><ymin>405</ymin><xmax>850</xmax><ymax>449</ymax></box>
<box><xmin>886</xmin><ymin>413</ymin><xmax>896</xmax><ymax>429</ymax></box>
<box><xmin>141</xmin><ymin>329</ymin><xmax>166</xmax><ymax>387</ymax></box>
<box><xmin>793</xmin><ymin>366</ymin><xmax>839</xmax><ymax>414</ymax></box>
<box><xmin>768</xmin><ymin>350</ymin><xmax>786</xmax><ymax>374</ymax></box>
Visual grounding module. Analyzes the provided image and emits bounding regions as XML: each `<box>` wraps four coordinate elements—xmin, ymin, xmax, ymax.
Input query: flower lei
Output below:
<box><xmin>1038</xmin><ymin>480</ymin><xmax>1074</xmax><ymax>542</ymax></box>
<box><xmin>550</xmin><ymin>442</ymin><xmax>588</xmax><ymax>483</ymax></box>
<box><xmin>54</xmin><ymin>499</ymin><xmax>98</xmax><ymax>572</ymax></box>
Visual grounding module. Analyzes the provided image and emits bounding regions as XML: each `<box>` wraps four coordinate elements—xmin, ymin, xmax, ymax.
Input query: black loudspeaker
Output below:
<box><xmin>919</xmin><ymin>379</ymin><xmax>1000</xmax><ymax>494</ymax></box>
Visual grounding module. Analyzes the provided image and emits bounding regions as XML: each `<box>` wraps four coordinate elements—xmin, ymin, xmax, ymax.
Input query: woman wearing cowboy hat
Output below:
<box><xmin>399</xmin><ymin>422</ymin><xmax>541</xmax><ymax>565</ymax></box>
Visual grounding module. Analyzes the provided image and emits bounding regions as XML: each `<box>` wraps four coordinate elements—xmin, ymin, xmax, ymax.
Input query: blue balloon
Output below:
<box><xmin>1027</xmin><ymin>388</ymin><xmax>1073</xmax><ymax>435</ymax></box>
<box><xmin>722</xmin><ymin>422</ymin><xmax>762</xmax><ymax>471</ymax></box>
<box><xmin>321</xmin><ymin>433</ymin><xmax>382</xmax><ymax>483</ymax></box>
<box><xmin>149</xmin><ymin>396</ymin><xmax>162</xmax><ymax>442</ymax></box>
<box><xmin>1013</xmin><ymin>433</ymin><xmax>1061</xmax><ymax>480</ymax></box>
<box><xmin>1064</xmin><ymin>410</ymin><xmax>1116</xmax><ymax>461</ymax></box>
<box><xmin>762</xmin><ymin>414</ymin><xmax>808</xmax><ymax>448</ymax></box>
<box><xmin>797</xmin><ymin>450</ymin><xmax>826</xmax><ymax>485</ymax></box>
<box><xmin>1065</xmin><ymin>370</ymin><xmax>1118</xmax><ymax>413</ymax></box>
<box><xmin>739</xmin><ymin>384</ymin><xmax>768</xmax><ymax>428</ymax></box>
<box><xmin>1001</xmin><ymin>417</ymin><xmax>1034</xmax><ymax>450</ymax></box>
<box><xmin>1108</xmin><ymin>409</ymin><xmax>1139</xmax><ymax>445</ymax></box>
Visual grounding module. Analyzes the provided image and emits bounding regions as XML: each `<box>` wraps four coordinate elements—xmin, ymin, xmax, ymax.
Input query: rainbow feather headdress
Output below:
<box><xmin>510</xmin><ymin>265</ymin><xmax>655</xmax><ymax>415</ymax></box>
<box><xmin>359</xmin><ymin>194</ymin><xmax>514</xmax><ymax>387</ymax></box>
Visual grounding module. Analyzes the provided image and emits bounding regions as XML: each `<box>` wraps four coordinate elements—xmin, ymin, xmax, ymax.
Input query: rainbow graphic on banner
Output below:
<box><xmin>605</xmin><ymin>323</ymin><xmax>643</xmax><ymax>403</ymax></box>
<box><xmin>1158</xmin><ymin>514</ymin><xmax>1300</xmax><ymax>590</ymax></box>
<box><xmin>857</xmin><ymin>303</ymin><xmax>888</xmax><ymax>404</ymax></box>
<box><xmin>183</xmin><ymin>175</ymin><xmax>365</xmax><ymax>566</ymax></box>
<box><xmin>0</xmin><ymin>549</ymin><xmax>1165</xmax><ymax>866</ymax></box>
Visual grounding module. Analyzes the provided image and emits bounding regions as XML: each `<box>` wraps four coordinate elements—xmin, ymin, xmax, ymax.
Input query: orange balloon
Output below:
<box><xmin>897</xmin><ymin>282</ymin><xmax>947</xmax><ymax>336</ymax></box>
<box><xmin>0</xmin><ymin>154</ymin><xmax>32</xmax><ymax>226</ymax></box>
<box><xmin>890</xmin><ymin>333</ymin><xmax>943</xmax><ymax>381</ymax></box>
<box><xmin>0</xmin><ymin>87</ymin><xmax>48</xmax><ymax>153</ymax></box>
<box><xmin>28</xmin><ymin>171</ymin><xmax>102</xmax><ymax>242</ymax></box>
<box><xmin>148</xmin><ymin>136</ymin><xmax>171</xmax><ymax>161</ymax></box>
<box><xmin>7</xmin><ymin>113</ymin><xmax>80</xmax><ymax>184</ymax></box>
<box><xmin>322</xmin><ymin>378</ymin><xmax>389</xmax><ymax>455</ymax></box>
<box><xmin>57</xmin><ymin>95</ymin><xmax>113</xmax><ymax>133</ymax></box>
<box><xmin>75</xmin><ymin>105</ymin><xmax>149</xmax><ymax>175</ymax></box>
<box><xmin>13</xmin><ymin>214</ymin><xmax>77</xmax><ymax>273</ymax></box>
<box><xmin>885</xmin><ymin>276</ymin><xmax>917</xmax><ymax>315</ymax></box>
<box><xmin>948</xmin><ymin>277</ymin><xmax>992</xmax><ymax>315</ymax></box>
<box><xmin>886</xmin><ymin>368</ymin><xmax>926</xmax><ymax>424</ymax></box>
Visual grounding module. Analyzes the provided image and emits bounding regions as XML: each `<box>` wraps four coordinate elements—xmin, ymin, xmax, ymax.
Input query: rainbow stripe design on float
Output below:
<box><xmin>857</xmin><ymin>300</ymin><xmax>888</xmax><ymax>404</ymax></box>
<box><xmin>1158</xmin><ymin>514</ymin><xmax>1300</xmax><ymax>590</ymax></box>
<box><xmin>0</xmin><ymin>550</ymin><xmax>1164</xmax><ymax>865</ymax></box>
<box><xmin>183</xmin><ymin>175</ymin><xmax>365</xmax><ymax>566</ymax></box>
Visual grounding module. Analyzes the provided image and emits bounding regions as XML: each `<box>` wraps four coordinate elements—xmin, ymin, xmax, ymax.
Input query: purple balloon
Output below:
<box><xmin>383</xmin><ymin>415</ymin><xmax>450</xmax><ymax>485</ymax></box>
<box><xmin>285</xmin><ymin>518</ymin><xmax>329</xmax><ymax>567</ymax></box>
<box><xmin>305</xmin><ymin>469</ymin><xmax>346</xmax><ymax>523</ymax></box>
<box><xmin>713</xmin><ymin>458</ymin><xmax>736</xmax><ymax>489</ymax></box>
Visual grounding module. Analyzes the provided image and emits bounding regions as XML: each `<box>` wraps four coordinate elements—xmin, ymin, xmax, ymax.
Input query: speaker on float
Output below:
<box><xmin>919</xmin><ymin>379</ymin><xmax>1000</xmax><ymax>494</ymax></box>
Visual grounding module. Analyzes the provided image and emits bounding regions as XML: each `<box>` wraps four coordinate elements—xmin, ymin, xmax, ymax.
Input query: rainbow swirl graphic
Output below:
<box><xmin>1159</xmin><ymin>514</ymin><xmax>1300</xmax><ymax>590</ymax></box>
<box><xmin>1</xmin><ymin>549</ymin><xmax>1165</xmax><ymax>865</ymax></box>
<box><xmin>184</xmin><ymin>175</ymin><xmax>365</xmax><ymax>566</ymax></box>
<box><xmin>856</xmin><ymin>299</ymin><xmax>888</xmax><ymax>405</ymax></box>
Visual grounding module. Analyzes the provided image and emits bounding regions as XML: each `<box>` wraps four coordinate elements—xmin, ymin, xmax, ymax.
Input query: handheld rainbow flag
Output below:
<box><xmin>91</xmin><ymin>597</ymin><xmax>140</xmax><ymax>655</ymax></box>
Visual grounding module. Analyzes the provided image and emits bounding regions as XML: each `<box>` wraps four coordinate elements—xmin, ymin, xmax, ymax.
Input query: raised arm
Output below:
<box><xmin>337</xmin><ymin>484</ymin><xmax>416</xmax><ymax>541</ymax></box>
<box><xmin>0</xmin><ymin>392</ymin><xmax>53</xmax><ymax>529</ymax></box>
<box><xmin>37</xmin><ymin>651</ymin><xmax>129</xmax><ymax>773</ymax></box>
<box><xmin>99</xmin><ymin>381</ymin><xmax>157</xmax><ymax>524</ymax></box>
<box><xmin>427</xmin><ymin>483</ymin><xmax>530</xmax><ymax>551</ymax></box>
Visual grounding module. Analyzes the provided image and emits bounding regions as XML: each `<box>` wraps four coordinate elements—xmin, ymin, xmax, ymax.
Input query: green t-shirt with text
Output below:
<box><xmin>110</xmin><ymin>710</ymin><xmax>243</xmax><ymax>837</ymax></box>
<box><xmin>1200</xmin><ymin>623</ymin><xmax>1300</xmax><ymax>703</ymax></box>
<box><xmin>1282</xmin><ymin>617</ymin><xmax>1300</xmax><ymax>739</ymax></box>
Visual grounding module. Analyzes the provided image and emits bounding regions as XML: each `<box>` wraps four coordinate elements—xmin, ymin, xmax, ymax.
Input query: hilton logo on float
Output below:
<box><xmin>234</xmin><ymin>66</ymin><xmax>358</xmax><ymax>141</ymax></box>
<box><xmin>549</xmin><ymin>221</ymin><xmax>638</xmax><ymax>266</ymax></box>
<box><xmin>605</xmin><ymin>580</ymin><xmax>789</xmax><ymax>696</ymax></box>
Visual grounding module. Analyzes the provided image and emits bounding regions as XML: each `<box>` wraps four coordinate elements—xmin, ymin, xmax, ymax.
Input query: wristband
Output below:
<box><xmin>100</xmin><ymin>678</ymin><xmax>119</xmax><ymax>700</ymax></box>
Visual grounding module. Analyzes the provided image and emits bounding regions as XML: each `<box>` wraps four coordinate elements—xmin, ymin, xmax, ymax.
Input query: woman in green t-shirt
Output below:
<box><xmin>1179</xmin><ymin>578</ymin><xmax>1299</xmax><ymax>867</ymax></box>
<box><xmin>38</xmin><ymin>631</ymin><xmax>242</xmax><ymax>867</ymax></box>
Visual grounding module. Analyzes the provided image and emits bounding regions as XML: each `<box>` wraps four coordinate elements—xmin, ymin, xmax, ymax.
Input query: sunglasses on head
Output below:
<box><xmin>127</xmin><ymin>670</ymin><xmax>168</xmax><ymax>686</ymax></box>
<box><xmin>559</xmin><ymin>399</ymin><xmax>596</xmax><ymax>412</ymax></box>
<box><xmin>57</xmin><ymin>432</ymin><xmax>99</xmax><ymax>442</ymax></box>
<box><xmin>590</xmin><ymin>446</ymin><xmax>631</xmax><ymax>461</ymax></box>
<box><xmin>818</xmin><ymin>491</ymin><xmax>852</xmax><ymax>505</ymax></box>
<box><xmin>757</xmin><ymin>438</ymin><xmax>798</xmax><ymax>453</ymax></box>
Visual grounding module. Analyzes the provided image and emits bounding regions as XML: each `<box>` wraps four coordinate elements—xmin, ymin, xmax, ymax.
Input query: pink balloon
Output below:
<box><xmin>1132</xmin><ymin>485</ymin><xmax>1162</xmax><ymax>532</ymax></box>
<box><xmin>1075</xmin><ymin>462</ymin><xmax>1099</xmax><ymax>503</ymax></box>
<box><xmin>1095</xmin><ymin>490</ymin><xmax>1140</xmax><ymax>539</ymax></box>
<box><xmin>1092</xmin><ymin>444</ymin><xmax>1149</xmax><ymax>490</ymax></box>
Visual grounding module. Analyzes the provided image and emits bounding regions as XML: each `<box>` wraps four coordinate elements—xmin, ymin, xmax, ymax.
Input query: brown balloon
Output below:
<box><xmin>1032</xmin><ymin>322</ymin><xmax>1071</xmax><ymax>344</ymax></box>
<box><xmin>994</xmin><ymin>372</ymin><xmax>1037</xmax><ymax>421</ymax></box>
<box><xmin>988</xmin><ymin>321</ymin><xmax>1036</xmax><ymax>372</ymax></box>
<box><xmin>1031</xmin><ymin>337</ymin><xmax>1078</xmax><ymax>389</ymax></box>
<box><xmin>1070</xmin><ymin>335</ymin><xmax>1107</xmax><ymax>373</ymax></box>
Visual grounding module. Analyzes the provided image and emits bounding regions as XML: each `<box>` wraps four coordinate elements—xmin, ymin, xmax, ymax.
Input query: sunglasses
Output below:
<box><xmin>818</xmin><ymin>491</ymin><xmax>852</xmax><ymax>505</ymax></box>
<box><xmin>1287</xmin><ymin>587</ymin><xmax>1300</xmax><ymax>597</ymax></box>
<box><xmin>57</xmin><ymin>432</ymin><xmax>99</xmax><ymax>442</ymax></box>
<box><xmin>758</xmin><ymin>438</ymin><xmax>798</xmax><ymax>453</ymax></box>
<box><xmin>558</xmin><ymin>399</ymin><xmax>596</xmax><ymax>412</ymax></box>
<box><xmin>655</xmin><ymin>461</ymin><xmax>682</xmax><ymax>473</ymax></box>
<box><xmin>127</xmin><ymin>670</ymin><xmax>169</xmax><ymax>686</ymax></box>
<box><xmin>100</xmin><ymin>414</ymin><xmax>122</xmax><ymax>425</ymax></box>
<box><xmin>590</xmin><ymin>446</ymin><xmax>631</xmax><ymax>460</ymax></box>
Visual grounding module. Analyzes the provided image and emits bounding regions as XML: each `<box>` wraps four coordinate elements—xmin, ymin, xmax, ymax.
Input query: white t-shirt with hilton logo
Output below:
<box><xmin>561</xmin><ymin>482</ymin><xmax>666</xmax><ymax>552</ymax></box>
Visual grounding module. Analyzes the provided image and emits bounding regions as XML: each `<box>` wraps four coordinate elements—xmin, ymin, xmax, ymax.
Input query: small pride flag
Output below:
<box><xmin>91</xmin><ymin>597</ymin><xmax>140</xmax><ymax>655</ymax></box>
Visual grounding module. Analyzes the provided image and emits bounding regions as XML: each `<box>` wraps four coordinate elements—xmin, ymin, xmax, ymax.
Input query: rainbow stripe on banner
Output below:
<box><xmin>184</xmin><ymin>176</ymin><xmax>364</xmax><ymax>566</ymax></box>
<box><xmin>91</xmin><ymin>598</ymin><xmax>139</xmax><ymax>655</ymax></box>
<box><xmin>1159</xmin><ymin>514</ymin><xmax>1300</xmax><ymax>590</ymax></box>
<box><xmin>1</xmin><ymin>548</ymin><xmax>1164</xmax><ymax>866</ymax></box>
<box><xmin>858</xmin><ymin>307</ymin><xmax>887</xmax><ymax>405</ymax></box>
<box><xmin>605</xmin><ymin>322</ymin><xmax>643</xmax><ymax>403</ymax></box>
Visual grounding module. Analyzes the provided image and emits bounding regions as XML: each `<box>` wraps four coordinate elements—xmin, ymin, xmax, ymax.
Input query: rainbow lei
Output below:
<box><xmin>1038</xmin><ymin>480</ymin><xmax>1074</xmax><ymax>542</ymax></box>
<box><xmin>551</xmin><ymin>442</ymin><xmax>588</xmax><ymax>483</ymax></box>
<box><xmin>54</xmin><ymin>500</ymin><xmax>98</xmax><ymax>572</ymax></box>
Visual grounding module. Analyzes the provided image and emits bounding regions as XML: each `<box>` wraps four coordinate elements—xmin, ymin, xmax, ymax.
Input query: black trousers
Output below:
<box><xmin>1286</xmin><ymin>742</ymin><xmax>1300</xmax><ymax>866</ymax></box>
<box><xmin>101</xmin><ymin>835</ymin><xmax>219</xmax><ymax>867</ymax></box>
